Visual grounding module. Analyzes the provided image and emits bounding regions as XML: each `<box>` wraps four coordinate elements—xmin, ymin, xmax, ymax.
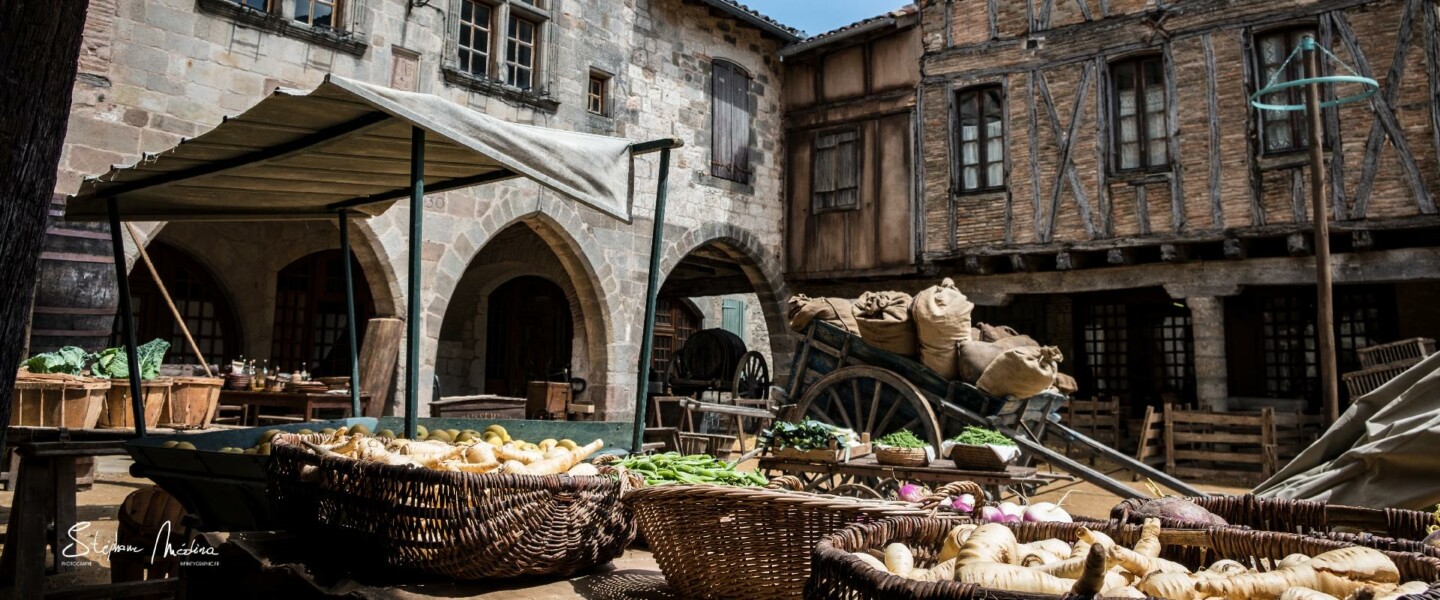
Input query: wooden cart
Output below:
<box><xmin>773</xmin><ymin>321</ymin><xmax>1206</xmax><ymax>499</ymax></box>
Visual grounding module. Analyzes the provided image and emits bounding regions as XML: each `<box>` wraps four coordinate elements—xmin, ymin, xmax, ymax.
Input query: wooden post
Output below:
<box><xmin>123</xmin><ymin>223</ymin><xmax>212</xmax><ymax>376</ymax></box>
<box><xmin>1304</xmin><ymin>37</ymin><xmax>1341</xmax><ymax>424</ymax></box>
<box><xmin>405</xmin><ymin>127</ymin><xmax>424</xmax><ymax>440</ymax></box>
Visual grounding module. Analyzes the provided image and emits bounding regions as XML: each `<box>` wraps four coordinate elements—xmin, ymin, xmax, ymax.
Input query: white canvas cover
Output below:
<box><xmin>67</xmin><ymin>75</ymin><xmax>637</xmax><ymax>222</ymax></box>
<box><xmin>1253</xmin><ymin>352</ymin><xmax>1440</xmax><ymax>510</ymax></box>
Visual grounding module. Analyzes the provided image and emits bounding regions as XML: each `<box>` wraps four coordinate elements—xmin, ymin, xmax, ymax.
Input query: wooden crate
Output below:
<box><xmin>12</xmin><ymin>373</ymin><xmax>109</xmax><ymax>429</ymax></box>
<box><xmin>1163</xmin><ymin>405</ymin><xmax>1281</xmax><ymax>486</ymax></box>
<box><xmin>770</xmin><ymin>433</ymin><xmax>871</xmax><ymax>463</ymax></box>
<box><xmin>526</xmin><ymin>382</ymin><xmax>570</xmax><ymax>419</ymax></box>
<box><xmin>1063</xmin><ymin>396</ymin><xmax>1122</xmax><ymax>463</ymax></box>
<box><xmin>1357</xmin><ymin>337</ymin><xmax>1435</xmax><ymax>368</ymax></box>
<box><xmin>430</xmin><ymin>395</ymin><xmax>527</xmax><ymax>420</ymax></box>
<box><xmin>1343</xmin><ymin>358</ymin><xmax>1423</xmax><ymax>399</ymax></box>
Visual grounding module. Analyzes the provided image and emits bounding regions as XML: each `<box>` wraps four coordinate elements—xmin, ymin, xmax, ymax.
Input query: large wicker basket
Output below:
<box><xmin>12</xmin><ymin>372</ymin><xmax>109</xmax><ymax>428</ymax></box>
<box><xmin>1111</xmin><ymin>494</ymin><xmax>1439</xmax><ymax>556</ymax></box>
<box><xmin>265</xmin><ymin>434</ymin><xmax>636</xmax><ymax>580</ymax></box>
<box><xmin>98</xmin><ymin>379</ymin><xmax>170</xmax><ymax>429</ymax></box>
<box><xmin>806</xmin><ymin>517</ymin><xmax>1440</xmax><ymax>600</ymax></box>
<box><xmin>624</xmin><ymin>478</ymin><xmax>980</xmax><ymax>600</ymax></box>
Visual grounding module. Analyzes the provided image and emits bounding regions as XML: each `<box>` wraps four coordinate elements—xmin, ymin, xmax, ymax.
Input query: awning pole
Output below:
<box><xmin>405</xmin><ymin>127</ymin><xmax>425</xmax><ymax>440</ymax></box>
<box><xmin>632</xmin><ymin>147</ymin><xmax>671</xmax><ymax>453</ymax></box>
<box><xmin>1303</xmin><ymin>37</ymin><xmax>1340</xmax><ymax>424</ymax></box>
<box><xmin>106</xmin><ymin>198</ymin><xmax>146</xmax><ymax>437</ymax></box>
<box><xmin>339</xmin><ymin>208</ymin><xmax>361</xmax><ymax>418</ymax></box>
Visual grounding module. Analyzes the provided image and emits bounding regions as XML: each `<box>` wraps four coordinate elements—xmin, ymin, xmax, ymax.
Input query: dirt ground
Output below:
<box><xmin>0</xmin><ymin>455</ymin><xmax>1249</xmax><ymax>598</ymax></box>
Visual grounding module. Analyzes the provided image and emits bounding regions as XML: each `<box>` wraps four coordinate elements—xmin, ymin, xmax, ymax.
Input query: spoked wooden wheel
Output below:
<box><xmin>792</xmin><ymin>366</ymin><xmax>942</xmax><ymax>450</ymax></box>
<box><xmin>731</xmin><ymin>351</ymin><xmax>770</xmax><ymax>400</ymax></box>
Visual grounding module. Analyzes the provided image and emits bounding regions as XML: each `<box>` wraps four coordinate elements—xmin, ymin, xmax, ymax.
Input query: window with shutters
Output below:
<box><xmin>955</xmin><ymin>85</ymin><xmax>1006</xmax><ymax>192</ymax></box>
<box><xmin>710</xmin><ymin>60</ymin><xmax>753</xmax><ymax>185</ymax></box>
<box><xmin>812</xmin><ymin>128</ymin><xmax>860</xmax><ymax>212</ymax></box>
<box><xmin>1110</xmin><ymin>55</ymin><xmax>1170</xmax><ymax>172</ymax></box>
<box><xmin>1253</xmin><ymin>27</ymin><xmax>1317</xmax><ymax>154</ymax></box>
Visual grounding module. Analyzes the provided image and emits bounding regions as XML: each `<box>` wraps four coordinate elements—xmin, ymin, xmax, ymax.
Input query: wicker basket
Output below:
<box><xmin>947</xmin><ymin>443</ymin><xmax>1012</xmax><ymax>471</ymax></box>
<box><xmin>806</xmin><ymin>517</ymin><xmax>1440</xmax><ymax>600</ymax></box>
<box><xmin>98</xmin><ymin>379</ymin><xmax>171</xmax><ymax>429</ymax></box>
<box><xmin>12</xmin><ymin>372</ymin><xmax>110</xmax><ymax>428</ymax></box>
<box><xmin>265</xmin><ymin>434</ymin><xmax>636</xmax><ymax>580</ymax></box>
<box><xmin>875</xmin><ymin>446</ymin><xmax>930</xmax><ymax>467</ymax></box>
<box><xmin>165</xmin><ymin>376</ymin><xmax>222</xmax><ymax>428</ymax></box>
<box><xmin>624</xmin><ymin>479</ymin><xmax>981</xmax><ymax>600</ymax></box>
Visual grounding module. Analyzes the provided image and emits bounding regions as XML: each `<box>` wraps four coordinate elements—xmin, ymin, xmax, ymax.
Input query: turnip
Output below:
<box><xmin>897</xmin><ymin>483</ymin><xmax>926</xmax><ymax>503</ymax></box>
<box><xmin>1023</xmin><ymin>502</ymin><xmax>1073</xmax><ymax>523</ymax></box>
<box><xmin>997</xmin><ymin>501</ymin><xmax>1024</xmax><ymax>523</ymax></box>
<box><xmin>952</xmin><ymin>493</ymin><xmax>976</xmax><ymax>513</ymax></box>
<box><xmin>1132</xmin><ymin>496</ymin><xmax>1228</xmax><ymax>526</ymax></box>
<box><xmin>939</xmin><ymin>496</ymin><xmax>954</xmax><ymax>510</ymax></box>
<box><xmin>980</xmin><ymin>505</ymin><xmax>1005</xmax><ymax>522</ymax></box>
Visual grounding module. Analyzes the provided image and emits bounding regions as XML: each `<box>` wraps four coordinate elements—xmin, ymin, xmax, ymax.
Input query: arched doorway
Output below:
<box><xmin>114</xmin><ymin>241</ymin><xmax>242</xmax><ymax>367</ymax></box>
<box><xmin>484</xmin><ymin>276</ymin><xmax>573</xmax><ymax>397</ymax></box>
<box><xmin>270</xmin><ymin>249</ymin><xmax>375</xmax><ymax>376</ymax></box>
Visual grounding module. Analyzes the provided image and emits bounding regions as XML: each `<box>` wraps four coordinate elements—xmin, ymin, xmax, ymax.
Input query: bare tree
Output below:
<box><xmin>0</xmin><ymin>0</ymin><xmax>92</xmax><ymax>448</ymax></box>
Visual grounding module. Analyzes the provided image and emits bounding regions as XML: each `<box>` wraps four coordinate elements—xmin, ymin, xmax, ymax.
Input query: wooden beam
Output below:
<box><xmin>659</xmin><ymin>274</ymin><xmax>753</xmax><ymax>298</ymax></box>
<box><xmin>1010</xmin><ymin>254</ymin><xmax>1043</xmax><ymax>272</ymax></box>
<box><xmin>1239</xmin><ymin>30</ymin><xmax>1266</xmax><ymax>227</ymax></box>
<box><xmin>91</xmin><ymin>112</ymin><xmax>392</xmax><ymax>199</ymax></box>
<box><xmin>1164</xmin><ymin>44</ymin><xmax>1185</xmax><ymax>233</ymax></box>
<box><xmin>1135</xmin><ymin>185</ymin><xmax>1151</xmax><ymax>235</ymax></box>
<box><xmin>1203</xmin><ymin>33</ymin><xmax>1224</xmax><ymax>229</ymax></box>
<box><xmin>1319</xmin><ymin>16</ymin><xmax>1349</xmax><ymax>218</ymax></box>
<box><xmin>1026</xmin><ymin>71</ymin><xmax>1043</xmax><ymax>242</ymax></box>
<box><xmin>1036</xmin><ymin>65</ymin><xmax>1098</xmax><ymax>239</ymax></box>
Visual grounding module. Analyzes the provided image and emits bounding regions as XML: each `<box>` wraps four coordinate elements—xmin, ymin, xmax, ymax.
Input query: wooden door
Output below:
<box><xmin>484</xmin><ymin>276</ymin><xmax>572</xmax><ymax>398</ymax></box>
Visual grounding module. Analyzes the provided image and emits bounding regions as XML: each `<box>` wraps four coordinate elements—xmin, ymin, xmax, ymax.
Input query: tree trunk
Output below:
<box><xmin>0</xmin><ymin>0</ymin><xmax>92</xmax><ymax>450</ymax></box>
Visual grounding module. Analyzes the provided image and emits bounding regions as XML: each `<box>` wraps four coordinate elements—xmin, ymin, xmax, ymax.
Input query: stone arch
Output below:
<box><xmin>658</xmin><ymin>221</ymin><xmax>794</xmax><ymax>386</ymax></box>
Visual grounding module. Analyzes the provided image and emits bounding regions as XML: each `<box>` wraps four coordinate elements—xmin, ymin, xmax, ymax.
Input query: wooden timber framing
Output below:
<box><xmin>906</xmin><ymin>0</ymin><xmax>1440</xmax><ymax>279</ymax></box>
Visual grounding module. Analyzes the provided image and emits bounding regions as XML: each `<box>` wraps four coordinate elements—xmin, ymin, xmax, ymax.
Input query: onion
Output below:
<box><xmin>952</xmin><ymin>493</ymin><xmax>976</xmax><ymax>513</ymax></box>
<box><xmin>980</xmin><ymin>505</ymin><xmax>1004</xmax><ymax>522</ymax></box>
<box><xmin>1024</xmin><ymin>501</ymin><xmax>1073</xmax><ymax>523</ymax></box>
<box><xmin>897</xmin><ymin>483</ymin><xmax>925</xmax><ymax>503</ymax></box>
<box><xmin>998</xmin><ymin>501</ymin><xmax>1024</xmax><ymax>523</ymax></box>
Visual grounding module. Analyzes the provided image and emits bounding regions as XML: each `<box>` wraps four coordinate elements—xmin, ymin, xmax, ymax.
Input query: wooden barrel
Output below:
<box><xmin>112</xmin><ymin>486</ymin><xmax>196</xmax><ymax>582</ymax></box>
<box><xmin>28</xmin><ymin>199</ymin><xmax>119</xmax><ymax>355</ymax></box>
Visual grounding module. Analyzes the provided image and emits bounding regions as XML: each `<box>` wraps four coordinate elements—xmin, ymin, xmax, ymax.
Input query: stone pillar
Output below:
<box><xmin>1186</xmin><ymin>296</ymin><xmax>1229</xmax><ymax>412</ymax></box>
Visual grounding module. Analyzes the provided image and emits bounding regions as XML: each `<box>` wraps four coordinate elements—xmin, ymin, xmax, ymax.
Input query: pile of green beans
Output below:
<box><xmin>618</xmin><ymin>452</ymin><xmax>767</xmax><ymax>486</ymax></box>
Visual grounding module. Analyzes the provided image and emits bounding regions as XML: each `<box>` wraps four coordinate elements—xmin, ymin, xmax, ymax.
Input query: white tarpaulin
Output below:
<box><xmin>1253</xmin><ymin>352</ymin><xmax>1440</xmax><ymax>510</ymax></box>
<box><xmin>67</xmin><ymin>75</ymin><xmax>637</xmax><ymax>222</ymax></box>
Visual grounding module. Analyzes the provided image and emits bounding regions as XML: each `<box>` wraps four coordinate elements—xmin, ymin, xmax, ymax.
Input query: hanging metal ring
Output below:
<box><xmin>1249</xmin><ymin>75</ymin><xmax>1380</xmax><ymax>112</ymax></box>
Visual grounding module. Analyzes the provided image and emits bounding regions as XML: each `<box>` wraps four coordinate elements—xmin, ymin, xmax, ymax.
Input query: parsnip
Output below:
<box><xmin>1308</xmin><ymin>547</ymin><xmax>1400</xmax><ymax>585</ymax></box>
<box><xmin>1105</xmin><ymin>542</ymin><xmax>1189</xmax><ymax>577</ymax></box>
<box><xmin>883</xmin><ymin>543</ymin><xmax>914</xmax><ymax>577</ymax></box>
<box><xmin>851</xmin><ymin>552</ymin><xmax>888</xmax><ymax>572</ymax></box>
<box><xmin>935</xmin><ymin>524</ymin><xmax>978</xmax><ymax>563</ymax></box>
<box><xmin>1280</xmin><ymin>553</ymin><xmax>1313</xmax><ymax>568</ymax></box>
<box><xmin>1194</xmin><ymin>564</ymin><xmax>1374</xmax><ymax>600</ymax></box>
<box><xmin>1280</xmin><ymin>589</ymin><xmax>1341</xmax><ymax>600</ymax></box>
<box><xmin>1104</xmin><ymin>586</ymin><xmax>1147</xmax><ymax>598</ymax></box>
<box><xmin>1136</xmin><ymin>571</ymin><xmax>1204</xmax><ymax>600</ymax></box>
<box><xmin>1372</xmin><ymin>581</ymin><xmax>1429</xmax><ymax>600</ymax></box>
<box><xmin>956</xmin><ymin>523</ymin><xmax>1018</xmax><ymax>565</ymax></box>
<box><xmin>904</xmin><ymin>558</ymin><xmax>956</xmax><ymax>582</ymax></box>
<box><xmin>955</xmin><ymin>562</ymin><xmax>1076</xmax><ymax>593</ymax></box>
<box><xmin>1071</xmin><ymin>543</ymin><xmax>1110</xmax><ymax>595</ymax></box>
<box><xmin>1203</xmin><ymin>560</ymin><xmax>1249</xmax><ymax>577</ymax></box>
<box><xmin>1134</xmin><ymin>518</ymin><xmax>1163</xmax><ymax>558</ymax></box>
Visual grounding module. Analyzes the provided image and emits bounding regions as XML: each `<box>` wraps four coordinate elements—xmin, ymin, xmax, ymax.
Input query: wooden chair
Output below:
<box><xmin>1132</xmin><ymin>405</ymin><xmax>1165</xmax><ymax>481</ymax></box>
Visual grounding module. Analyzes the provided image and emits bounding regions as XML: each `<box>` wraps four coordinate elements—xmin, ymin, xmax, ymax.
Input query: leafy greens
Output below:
<box><xmin>764</xmin><ymin>419</ymin><xmax>858</xmax><ymax>451</ymax></box>
<box><xmin>91</xmin><ymin>339</ymin><xmax>170</xmax><ymax>380</ymax></box>
<box><xmin>949</xmin><ymin>426</ymin><xmax>1016</xmax><ymax>447</ymax></box>
<box><xmin>875</xmin><ymin>430</ymin><xmax>928</xmax><ymax>449</ymax></box>
<box><xmin>23</xmin><ymin>346</ymin><xmax>91</xmax><ymax>376</ymax></box>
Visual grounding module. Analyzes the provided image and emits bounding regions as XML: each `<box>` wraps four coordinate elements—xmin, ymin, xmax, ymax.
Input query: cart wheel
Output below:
<box><xmin>793</xmin><ymin>366</ymin><xmax>943</xmax><ymax>450</ymax></box>
<box><xmin>731</xmin><ymin>351</ymin><xmax>770</xmax><ymax>401</ymax></box>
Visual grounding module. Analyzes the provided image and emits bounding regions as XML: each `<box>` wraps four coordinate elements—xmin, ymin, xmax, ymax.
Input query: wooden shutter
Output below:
<box><xmin>711</xmin><ymin>61</ymin><xmax>752</xmax><ymax>184</ymax></box>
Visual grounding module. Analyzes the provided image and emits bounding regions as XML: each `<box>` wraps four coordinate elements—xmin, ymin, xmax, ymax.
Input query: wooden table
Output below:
<box><xmin>757</xmin><ymin>454</ymin><xmax>1060</xmax><ymax>500</ymax></box>
<box><xmin>218</xmin><ymin>390</ymin><xmax>370</xmax><ymax>426</ymax></box>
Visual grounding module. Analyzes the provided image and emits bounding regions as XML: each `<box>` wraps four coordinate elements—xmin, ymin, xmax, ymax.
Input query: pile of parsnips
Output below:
<box><xmin>853</xmin><ymin>520</ymin><xmax>1427</xmax><ymax>600</ymax></box>
<box><xmin>292</xmin><ymin>424</ymin><xmax>606</xmax><ymax>476</ymax></box>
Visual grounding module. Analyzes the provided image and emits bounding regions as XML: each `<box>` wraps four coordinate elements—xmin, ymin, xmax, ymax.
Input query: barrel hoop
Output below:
<box><xmin>39</xmin><ymin>252</ymin><xmax>114</xmax><ymax>264</ymax></box>
<box><xmin>32</xmin><ymin>306</ymin><xmax>116</xmax><ymax>316</ymax></box>
<box><xmin>46</xmin><ymin>228</ymin><xmax>112</xmax><ymax>240</ymax></box>
<box><xmin>30</xmin><ymin>329</ymin><xmax>113</xmax><ymax>337</ymax></box>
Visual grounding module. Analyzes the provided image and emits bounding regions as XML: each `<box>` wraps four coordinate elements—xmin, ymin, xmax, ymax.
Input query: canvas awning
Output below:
<box><xmin>66</xmin><ymin>75</ymin><xmax>642</xmax><ymax>222</ymax></box>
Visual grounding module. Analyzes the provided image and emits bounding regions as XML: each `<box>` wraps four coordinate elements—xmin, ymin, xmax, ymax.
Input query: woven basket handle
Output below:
<box><xmin>765</xmin><ymin>475</ymin><xmax>804</xmax><ymax>492</ymax></box>
<box><xmin>917</xmin><ymin>480</ymin><xmax>987</xmax><ymax>514</ymax></box>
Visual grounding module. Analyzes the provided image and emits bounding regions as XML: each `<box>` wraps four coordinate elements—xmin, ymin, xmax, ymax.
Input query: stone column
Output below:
<box><xmin>1165</xmin><ymin>284</ymin><xmax>1240</xmax><ymax>412</ymax></box>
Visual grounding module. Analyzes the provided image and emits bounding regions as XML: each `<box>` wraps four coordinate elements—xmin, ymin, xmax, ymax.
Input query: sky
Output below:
<box><xmin>742</xmin><ymin>0</ymin><xmax>912</xmax><ymax>37</ymax></box>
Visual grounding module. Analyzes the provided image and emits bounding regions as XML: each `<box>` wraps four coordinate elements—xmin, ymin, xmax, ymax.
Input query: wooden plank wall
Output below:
<box><xmin>918</xmin><ymin>0</ymin><xmax>1440</xmax><ymax>256</ymax></box>
<box><xmin>784</xmin><ymin>24</ymin><xmax>921</xmax><ymax>276</ymax></box>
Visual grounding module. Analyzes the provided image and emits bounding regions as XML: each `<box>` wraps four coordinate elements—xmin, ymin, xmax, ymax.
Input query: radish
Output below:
<box><xmin>940</xmin><ymin>496</ymin><xmax>954</xmax><ymax>510</ymax></box>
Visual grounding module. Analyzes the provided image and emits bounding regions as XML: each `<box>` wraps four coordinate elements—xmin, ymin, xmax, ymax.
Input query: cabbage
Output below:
<box><xmin>23</xmin><ymin>346</ymin><xmax>91</xmax><ymax>375</ymax></box>
<box><xmin>91</xmin><ymin>339</ymin><xmax>170</xmax><ymax>380</ymax></box>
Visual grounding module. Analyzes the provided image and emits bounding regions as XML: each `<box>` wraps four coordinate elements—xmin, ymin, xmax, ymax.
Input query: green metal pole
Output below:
<box><xmin>339</xmin><ymin>208</ymin><xmax>361</xmax><ymax>418</ymax></box>
<box><xmin>107</xmin><ymin>198</ymin><xmax>147</xmax><ymax>437</ymax></box>
<box><xmin>631</xmin><ymin>147</ymin><xmax>671</xmax><ymax>453</ymax></box>
<box><xmin>405</xmin><ymin>127</ymin><xmax>425</xmax><ymax>440</ymax></box>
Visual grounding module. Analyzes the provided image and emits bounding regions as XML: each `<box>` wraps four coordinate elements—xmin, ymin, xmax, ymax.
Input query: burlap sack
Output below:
<box><xmin>977</xmin><ymin>346</ymin><xmax>1063</xmax><ymax>399</ymax></box>
<box><xmin>957</xmin><ymin>334</ymin><xmax>1043</xmax><ymax>382</ymax></box>
<box><xmin>1053</xmin><ymin>372</ymin><xmax>1078</xmax><ymax>395</ymax></box>
<box><xmin>913</xmin><ymin>278</ymin><xmax>974</xmax><ymax>379</ymax></box>
<box><xmin>854</xmin><ymin>291</ymin><xmax>918</xmax><ymax>357</ymax></box>
<box><xmin>977</xmin><ymin>323</ymin><xmax>1020</xmax><ymax>342</ymax></box>
<box><xmin>786</xmin><ymin>295</ymin><xmax>859</xmax><ymax>334</ymax></box>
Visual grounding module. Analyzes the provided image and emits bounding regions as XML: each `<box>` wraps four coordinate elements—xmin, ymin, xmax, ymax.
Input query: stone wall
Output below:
<box><xmin>56</xmin><ymin>0</ymin><xmax>796</xmax><ymax>421</ymax></box>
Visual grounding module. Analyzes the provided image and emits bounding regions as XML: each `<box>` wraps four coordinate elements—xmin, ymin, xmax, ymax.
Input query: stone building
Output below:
<box><xmin>45</xmin><ymin>0</ymin><xmax>804</xmax><ymax>420</ymax></box>
<box><xmin>787</xmin><ymin>0</ymin><xmax>1440</xmax><ymax>417</ymax></box>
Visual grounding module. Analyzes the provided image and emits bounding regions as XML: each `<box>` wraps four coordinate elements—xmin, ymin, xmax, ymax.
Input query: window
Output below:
<box><xmin>505</xmin><ymin>14</ymin><xmax>537</xmax><ymax>89</ymax></box>
<box><xmin>457</xmin><ymin>0</ymin><xmax>493</xmax><ymax>77</ymax></box>
<box><xmin>587</xmin><ymin>72</ymin><xmax>609</xmax><ymax>115</ymax></box>
<box><xmin>1082</xmin><ymin>303</ymin><xmax>1130</xmax><ymax>395</ymax></box>
<box><xmin>1254</xmin><ymin>27</ymin><xmax>1316</xmax><ymax>153</ymax></box>
<box><xmin>235</xmin><ymin>0</ymin><xmax>268</xmax><ymax>10</ymax></box>
<box><xmin>1153</xmin><ymin>314</ymin><xmax>1195</xmax><ymax>394</ymax></box>
<box><xmin>271</xmin><ymin>250</ymin><xmax>375</xmax><ymax>376</ymax></box>
<box><xmin>955</xmin><ymin>85</ymin><xmax>1005</xmax><ymax>192</ymax></box>
<box><xmin>711</xmin><ymin>60</ymin><xmax>752</xmax><ymax>184</ymax></box>
<box><xmin>812</xmin><ymin>128</ymin><xmax>860</xmax><ymax>211</ymax></box>
<box><xmin>112</xmin><ymin>242</ymin><xmax>241</xmax><ymax>368</ymax></box>
<box><xmin>1110</xmin><ymin>55</ymin><xmax>1170</xmax><ymax>171</ymax></box>
<box><xmin>651</xmin><ymin>299</ymin><xmax>701</xmax><ymax>377</ymax></box>
<box><xmin>294</xmin><ymin>0</ymin><xmax>340</xmax><ymax>29</ymax></box>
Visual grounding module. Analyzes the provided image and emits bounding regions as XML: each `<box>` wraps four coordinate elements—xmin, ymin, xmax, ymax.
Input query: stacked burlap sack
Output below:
<box><xmin>785</xmin><ymin>279</ymin><xmax>1076</xmax><ymax>399</ymax></box>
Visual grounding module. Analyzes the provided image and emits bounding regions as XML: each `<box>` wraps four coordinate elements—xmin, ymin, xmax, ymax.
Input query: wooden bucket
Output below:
<box><xmin>11</xmin><ymin>372</ymin><xmax>109</xmax><ymax>428</ymax></box>
<box><xmin>99</xmin><ymin>379</ymin><xmax>170</xmax><ymax>429</ymax></box>
<box><xmin>111</xmin><ymin>486</ymin><xmax>198</xmax><ymax>582</ymax></box>
<box><xmin>27</xmin><ymin>198</ymin><xmax>119</xmax><ymax>355</ymax></box>
<box><xmin>166</xmin><ymin>377</ymin><xmax>222</xmax><ymax>428</ymax></box>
